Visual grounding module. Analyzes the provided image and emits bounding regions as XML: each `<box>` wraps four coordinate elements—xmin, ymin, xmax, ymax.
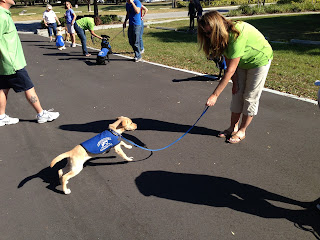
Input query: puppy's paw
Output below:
<box><xmin>64</xmin><ymin>189</ymin><xmax>71</xmax><ymax>195</ymax></box>
<box><xmin>126</xmin><ymin>157</ymin><xmax>134</xmax><ymax>161</ymax></box>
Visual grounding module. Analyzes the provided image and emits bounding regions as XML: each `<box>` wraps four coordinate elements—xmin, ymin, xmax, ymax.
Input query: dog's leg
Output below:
<box><xmin>61</xmin><ymin>164</ymin><xmax>83</xmax><ymax>194</ymax></box>
<box><xmin>58</xmin><ymin>160</ymin><xmax>71</xmax><ymax>184</ymax></box>
<box><xmin>114</xmin><ymin>144</ymin><xmax>133</xmax><ymax>161</ymax></box>
<box><xmin>120</xmin><ymin>141</ymin><xmax>132</xmax><ymax>149</ymax></box>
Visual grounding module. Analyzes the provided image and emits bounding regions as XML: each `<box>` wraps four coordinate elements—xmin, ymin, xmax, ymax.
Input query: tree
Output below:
<box><xmin>94</xmin><ymin>0</ymin><xmax>98</xmax><ymax>16</ymax></box>
<box><xmin>172</xmin><ymin>0</ymin><xmax>177</xmax><ymax>8</ymax></box>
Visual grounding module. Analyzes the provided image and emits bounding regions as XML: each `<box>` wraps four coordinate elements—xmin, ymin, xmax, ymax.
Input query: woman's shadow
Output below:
<box><xmin>136</xmin><ymin>170</ymin><xmax>320</xmax><ymax>239</ymax></box>
<box><xmin>59</xmin><ymin>117</ymin><xmax>219</xmax><ymax>139</ymax></box>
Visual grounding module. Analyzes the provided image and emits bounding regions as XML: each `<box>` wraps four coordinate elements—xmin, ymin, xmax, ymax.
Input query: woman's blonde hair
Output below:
<box><xmin>198</xmin><ymin>11</ymin><xmax>240</xmax><ymax>58</ymax></box>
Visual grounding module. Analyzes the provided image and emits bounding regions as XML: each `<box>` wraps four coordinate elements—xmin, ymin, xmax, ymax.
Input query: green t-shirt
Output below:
<box><xmin>0</xmin><ymin>6</ymin><xmax>26</xmax><ymax>75</ymax></box>
<box><xmin>224</xmin><ymin>21</ymin><xmax>273</xmax><ymax>69</ymax></box>
<box><xmin>76</xmin><ymin>17</ymin><xmax>95</xmax><ymax>31</ymax></box>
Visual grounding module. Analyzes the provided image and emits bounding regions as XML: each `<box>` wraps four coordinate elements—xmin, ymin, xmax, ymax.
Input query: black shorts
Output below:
<box><xmin>0</xmin><ymin>68</ymin><xmax>34</xmax><ymax>92</ymax></box>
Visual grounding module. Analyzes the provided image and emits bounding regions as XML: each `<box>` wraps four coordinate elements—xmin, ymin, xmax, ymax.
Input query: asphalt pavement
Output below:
<box><xmin>0</xmin><ymin>31</ymin><xmax>319</xmax><ymax>240</ymax></box>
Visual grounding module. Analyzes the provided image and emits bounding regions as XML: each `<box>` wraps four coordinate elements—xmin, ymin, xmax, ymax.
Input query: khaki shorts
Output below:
<box><xmin>230</xmin><ymin>60</ymin><xmax>272</xmax><ymax>116</ymax></box>
<box><xmin>66</xmin><ymin>23</ymin><xmax>75</xmax><ymax>34</ymax></box>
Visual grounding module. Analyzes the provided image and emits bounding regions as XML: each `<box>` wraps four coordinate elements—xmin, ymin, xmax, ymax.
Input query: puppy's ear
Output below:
<box><xmin>121</xmin><ymin>118</ymin><xmax>130</xmax><ymax>129</ymax></box>
<box><xmin>109</xmin><ymin>119</ymin><xmax>122</xmax><ymax>130</ymax></box>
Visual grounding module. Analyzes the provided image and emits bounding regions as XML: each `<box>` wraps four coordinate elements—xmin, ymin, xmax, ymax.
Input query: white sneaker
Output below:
<box><xmin>37</xmin><ymin>109</ymin><xmax>60</xmax><ymax>123</ymax></box>
<box><xmin>72</xmin><ymin>43</ymin><xmax>76</xmax><ymax>47</ymax></box>
<box><xmin>140</xmin><ymin>49</ymin><xmax>145</xmax><ymax>54</ymax></box>
<box><xmin>134</xmin><ymin>57</ymin><xmax>142</xmax><ymax>62</ymax></box>
<box><xmin>0</xmin><ymin>115</ymin><xmax>19</xmax><ymax>126</ymax></box>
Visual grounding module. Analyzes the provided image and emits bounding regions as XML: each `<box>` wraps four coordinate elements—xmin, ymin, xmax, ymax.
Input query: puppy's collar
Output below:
<box><xmin>109</xmin><ymin>129</ymin><xmax>121</xmax><ymax>137</ymax></box>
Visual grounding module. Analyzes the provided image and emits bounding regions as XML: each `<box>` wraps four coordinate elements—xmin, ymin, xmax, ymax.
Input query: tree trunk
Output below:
<box><xmin>94</xmin><ymin>0</ymin><xmax>98</xmax><ymax>17</ymax></box>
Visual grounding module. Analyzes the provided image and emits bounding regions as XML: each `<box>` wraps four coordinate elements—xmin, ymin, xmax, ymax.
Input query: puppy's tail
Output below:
<box><xmin>50</xmin><ymin>152</ymin><xmax>70</xmax><ymax>168</ymax></box>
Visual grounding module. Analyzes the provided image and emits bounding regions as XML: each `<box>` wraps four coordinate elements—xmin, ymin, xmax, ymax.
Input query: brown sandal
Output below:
<box><xmin>218</xmin><ymin>130</ymin><xmax>235</xmax><ymax>138</ymax></box>
<box><xmin>228</xmin><ymin>134</ymin><xmax>246</xmax><ymax>144</ymax></box>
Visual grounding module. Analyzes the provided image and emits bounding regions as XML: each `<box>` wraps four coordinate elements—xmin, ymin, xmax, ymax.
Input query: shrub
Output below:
<box><xmin>177</xmin><ymin>1</ymin><xmax>188</xmax><ymax>8</ymax></box>
<box><xmin>41</xmin><ymin>14</ymin><xmax>121</xmax><ymax>29</ymax></box>
<box><xmin>228</xmin><ymin>1</ymin><xmax>320</xmax><ymax>16</ymax></box>
<box><xmin>239</xmin><ymin>4</ymin><xmax>254</xmax><ymax>14</ymax></box>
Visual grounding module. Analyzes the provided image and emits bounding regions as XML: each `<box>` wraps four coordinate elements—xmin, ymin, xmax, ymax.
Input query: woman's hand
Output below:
<box><xmin>206</xmin><ymin>94</ymin><xmax>218</xmax><ymax>107</ymax></box>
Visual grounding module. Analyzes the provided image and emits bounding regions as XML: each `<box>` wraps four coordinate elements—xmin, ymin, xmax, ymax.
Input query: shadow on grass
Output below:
<box><xmin>136</xmin><ymin>170</ymin><xmax>320</xmax><ymax>239</ymax></box>
<box><xmin>271</xmin><ymin>42</ymin><xmax>320</xmax><ymax>56</ymax></box>
<box><xmin>146</xmin><ymin>30</ymin><xmax>197</xmax><ymax>43</ymax></box>
<box><xmin>246</xmin><ymin>14</ymin><xmax>320</xmax><ymax>42</ymax></box>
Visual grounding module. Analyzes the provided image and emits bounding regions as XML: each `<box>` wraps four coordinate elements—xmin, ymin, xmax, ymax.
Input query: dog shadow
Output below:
<box><xmin>136</xmin><ymin>170</ymin><xmax>320</xmax><ymax>239</ymax></box>
<box><xmin>59</xmin><ymin>118</ymin><xmax>220</xmax><ymax>138</ymax></box>
<box><xmin>43</xmin><ymin>52</ymin><xmax>71</xmax><ymax>57</ymax></box>
<box><xmin>172</xmin><ymin>75</ymin><xmax>220</xmax><ymax>82</ymax></box>
<box><xmin>17</xmin><ymin>156</ymin><xmax>132</xmax><ymax>194</ymax></box>
<box><xmin>17</xmin><ymin>159</ymin><xmax>67</xmax><ymax>194</ymax></box>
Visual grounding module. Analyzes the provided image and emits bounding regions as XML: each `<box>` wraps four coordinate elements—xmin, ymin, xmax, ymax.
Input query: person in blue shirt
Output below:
<box><xmin>123</xmin><ymin>0</ymin><xmax>142</xmax><ymax>62</ymax></box>
<box><xmin>65</xmin><ymin>1</ymin><xmax>76</xmax><ymax>47</ymax></box>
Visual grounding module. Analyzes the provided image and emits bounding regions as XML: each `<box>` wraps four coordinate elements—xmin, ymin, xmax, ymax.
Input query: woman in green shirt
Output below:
<box><xmin>74</xmin><ymin>16</ymin><xmax>103</xmax><ymax>57</ymax></box>
<box><xmin>198</xmin><ymin>11</ymin><xmax>273</xmax><ymax>144</ymax></box>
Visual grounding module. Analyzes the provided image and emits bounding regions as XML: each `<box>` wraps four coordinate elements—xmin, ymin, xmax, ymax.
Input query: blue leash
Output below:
<box><xmin>121</xmin><ymin>106</ymin><xmax>209</xmax><ymax>152</ymax></box>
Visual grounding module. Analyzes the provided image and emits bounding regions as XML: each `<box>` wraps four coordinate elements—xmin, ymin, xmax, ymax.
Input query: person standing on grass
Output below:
<box><xmin>198</xmin><ymin>11</ymin><xmax>273</xmax><ymax>143</ymax></box>
<box><xmin>139</xmin><ymin>4</ymin><xmax>148</xmax><ymax>54</ymax></box>
<box><xmin>188</xmin><ymin>0</ymin><xmax>196</xmax><ymax>31</ymax></box>
<box><xmin>0</xmin><ymin>0</ymin><xmax>60</xmax><ymax>126</ymax></box>
<box><xmin>74</xmin><ymin>16</ymin><xmax>103</xmax><ymax>57</ymax></box>
<box><xmin>65</xmin><ymin>1</ymin><xmax>76</xmax><ymax>47</ymax></box>
<box><xmin>43</xmin><ymin>4</ymin><xmax>61</xmax><ymax>42</ymax></box>
<box><xmin>123</xmin><ymin>0</ymin><xmax>142</xmax><ymax>62</ymax></box>
<box><xmin>195</xmin><ymin>1</ymin><xmax>202</xmax><ymax>21</ymax></box>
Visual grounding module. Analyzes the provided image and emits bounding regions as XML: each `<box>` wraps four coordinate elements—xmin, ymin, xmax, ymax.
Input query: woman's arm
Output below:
<box><xmin>43</xmin><ymin>12</ymin><xmax>48</xmax><ymax>26</ymax></box>
<box><xmin>71</xmin><ymin>12</ymin><xmax>76</xmax><ymax>25</ymax></box>
<box><xmin>55</xmin><ymin>16</ymin><xmax>61</xmax><ymax>25</ymax></box>
<box><xmin>206</xmin><ymin>57</ymin><xmax>240</xmax><ymax>106</ymax></box>
<box><xmin>129</xmin><ymin>0</ymin><xmax>141</xmax><ymax>14</ymax></box>
<box><xmin>141</xmin><ymin>5</ymin><xmax>148</xmax><ymax>19</ymax></box>
<box><xmin>89</xmin><ymin>30</ymin><xmax>102</xmax><ymax>40</ymax></box>
<box><xmin>123</xmin><ymin>13</ymin><xmax>129</xmax><ymax>28</ymax></box>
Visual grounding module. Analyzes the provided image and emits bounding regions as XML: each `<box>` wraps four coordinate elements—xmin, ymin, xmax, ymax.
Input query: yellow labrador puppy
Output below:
<box><xmin>50</xmin><ymin>116</ymin><xmax>137</xmax><ymax>194</ymax></box>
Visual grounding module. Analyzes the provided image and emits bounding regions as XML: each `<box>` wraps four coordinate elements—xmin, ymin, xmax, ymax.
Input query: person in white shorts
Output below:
<box><xmin>198</xmin><ymin>11</ymin><xmax>273</xmax><ymax>144</ymax></box>
<box><xmin>65</xmin><ymin>1</ymin><xmax>76</xmax><ymax>47</ymax></box>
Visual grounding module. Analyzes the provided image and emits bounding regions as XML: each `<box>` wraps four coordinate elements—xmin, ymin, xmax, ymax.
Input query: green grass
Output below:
<box><xmin>11</xmin><ymin>2</ymin><xmax>320</xmax><ymax>100</ymax></box>
<box><xmin>10</xmin><ymin>2</ymin><xmax>184</xmax><ymax>21</ymax></box>
<box><xmin>86</xmin><ymin>14</ymin><xmax>320</xmax><ymax>100</ymax></box>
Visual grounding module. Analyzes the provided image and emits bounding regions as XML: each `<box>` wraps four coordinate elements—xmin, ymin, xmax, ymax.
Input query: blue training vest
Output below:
<box><xmin>81</xmin><ymin>130</ymin><xmax>121</xmax><ymax>154</ymax></box>
<box><xmin>56</xmin><ymin>35</ymin><xmax>64</xmax><ymax>47</ymax></box>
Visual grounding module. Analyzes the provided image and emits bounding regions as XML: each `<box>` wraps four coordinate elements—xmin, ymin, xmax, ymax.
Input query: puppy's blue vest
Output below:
<box><xmin>81</xmin><ymin>130</ymin><xmax>121</xmax><ymax>154</ymax></box>
<box><xmin>56</xmin><ymin>35</ymin><xmax>64</xmax><ymax>47</ymax></box>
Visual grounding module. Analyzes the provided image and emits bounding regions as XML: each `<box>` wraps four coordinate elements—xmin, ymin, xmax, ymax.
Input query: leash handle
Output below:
<box><xmin>121</xmin><ymin>106</ymin><xmax>209</xmax><ymax>152</ymax></box>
